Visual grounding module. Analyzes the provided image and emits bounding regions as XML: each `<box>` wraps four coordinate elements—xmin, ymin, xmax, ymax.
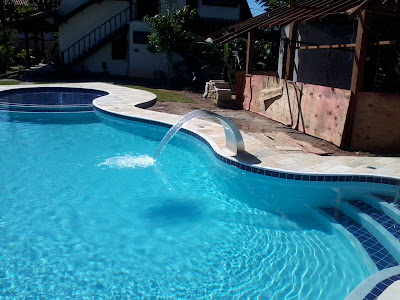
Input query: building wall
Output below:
<box><xmin>58</xmin><ymin>0</ymin><xmax>129</xmax><ymax>52</ymax></box>
<box><xmin>128</xmin><ymin>21</ymin><xmax>168</xmax><ymax>79</ymax></box>
<box><xmin>195</xmin><ymin>0</ymin><xmax>240</xmax><ymax>20</ymax></box>
<box><xmin>75</xmin><ymin>40</ymin><xmax>129</xmax><ymax>76</ymax></box>
<box><xmin>278</xmin><ymin>23</ymin><xmax>355</xmax><ymax>90</ymax></box>
<box><xmin>58</xmin><ymin>0</ymin><xmax>89</xmax><ymax>15</ymax></box>
<box><xmin>58</xmin><ymin>0</ymin><xmax>242</xmax><ymax>78</ymax></box>
<box><xmin>242</xmin><ymin>75</ymin><xmax>351</xmax><ymax>147</ymax></box>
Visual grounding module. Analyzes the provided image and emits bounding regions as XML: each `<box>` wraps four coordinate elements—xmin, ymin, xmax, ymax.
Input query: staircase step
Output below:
<box><xmin>372</xmin><ymin>193</ymin><xmax>400</xmax><ymax>209</ymax></box>
<box><xmin>363</xmin><ymin>194</ymin><xmax>400</xmax><ymax>224</ymax></box>
<box><xmin>339</xmin><ymin>201</ymin><xmax>400</xmax><ymax>263</ymax></box>
<box><xmin>315</xmin><ymin>208</ymin><xmax>378</xmax><ymax>274</ymax></box>
<box><xmin>320</xmin><ymin>207</ymin><xmax>398</xmax><ymax>270</ymax></box>
<box><xmin>348</xmin><ymin>200</ymin><xmax>400</xmax><ymax>240</ymax></box>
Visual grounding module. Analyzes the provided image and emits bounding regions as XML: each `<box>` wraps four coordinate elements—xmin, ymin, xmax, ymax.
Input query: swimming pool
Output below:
<box><xmin>0</xmin><ymin>85</ymin><xmax>399</xmax><ymax>299</ymax></box>
<box><xmin>0</xmin><ymin>87</ymin><xmax>108</xmax><ymax>112</ymax></box>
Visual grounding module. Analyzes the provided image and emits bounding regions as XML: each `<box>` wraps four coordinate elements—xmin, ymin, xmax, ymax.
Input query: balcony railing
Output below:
<box><xmin>61</xmin><ymin>6</ymin><xmax>131</xmax><ymax>65</ymax></box>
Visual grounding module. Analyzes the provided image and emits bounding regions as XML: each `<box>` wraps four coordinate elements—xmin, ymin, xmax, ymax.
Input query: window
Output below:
<box><xmin>202</xmin><ymin>0</ymin><xmax>238</xmax><ymax>7</ymax></box>
<box><xmin>132</xmin><ymin>31</ymin><xmax>150</xmax><ymax>44</ymax></box>
<box><xmin>112</xmin><ymin>34</ymin><xmax>127</xmax><ymax>60</ymax></box>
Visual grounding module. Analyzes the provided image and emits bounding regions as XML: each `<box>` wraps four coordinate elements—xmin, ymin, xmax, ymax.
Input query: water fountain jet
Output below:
<box><xmin>154</xmin><ymin>110</ymin><xmax>245</xmax><ymax>159</ymax></box>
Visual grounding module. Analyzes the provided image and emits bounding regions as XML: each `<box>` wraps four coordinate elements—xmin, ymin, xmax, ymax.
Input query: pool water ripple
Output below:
<box><xmin>0</xmin><ymin>113</ymin><xmax>371</xmax><ymax>299</ymax></box>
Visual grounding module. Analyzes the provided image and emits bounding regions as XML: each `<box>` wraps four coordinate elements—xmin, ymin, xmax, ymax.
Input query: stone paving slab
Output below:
<box><xmin>1</xmin><ymin>82</ymin><xmax>399</xmax><ymax>179</ymax></box>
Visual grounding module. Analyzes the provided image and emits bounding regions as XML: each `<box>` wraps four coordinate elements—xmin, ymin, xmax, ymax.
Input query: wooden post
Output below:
<box><xmin>129</xmin><ymin>0</ymin><xmax>134</xmax><ymax>21</ymax></box>
<box><xmin>33</xmin><ymin>31</ymin><xmax>39</xmax><ymax>57</ymax></box>
<box><xmin>0</xmin><ymin>0</ymin><xmax>5</xmax><ymax>24</ymax></box>
<box><xmin>342</xmin><ymin>10</ymin><xmax>369</xmax><ymax>148</ymax></box>
<box><xmin>41</xmin><ymin>31</ymin><xmax>45</xmax><ymax>61</ymax></box>
<box><xmin>284</xmin><ymin>22</ymin><xmax>297</xmax><ymax>80</ymax></box>
<box><xmin>24</xmin><ymin>31</ymin><xmax>31</xmax><ymax>66</ymax></box>
<box><xmin>245</xmin><ymin>30</ymin><xmax>254</xmax><ymax>74</ymax></box>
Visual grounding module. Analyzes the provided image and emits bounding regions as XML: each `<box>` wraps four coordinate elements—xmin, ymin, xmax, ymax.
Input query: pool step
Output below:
<box><xmin>314</xmin><ymin>208</ymin><xmax>378</xmax><ymax>274</ymax></box>
<box><xmin>319</xmin><ymin>207</ymin><xmax>398</xmax><ymax>271</ymax></box>
<box><xmin>348</xmin><ymin>199</ymin><xmax>400</xmax><ymax>241</ymax></box>
<box><xmin>363</xmin><ymin>194</ymin><xmax>400</xmax><ymax>224</ymax></box>
<box><xmin>372</xmin><ymin>194</ymin><xmax>399</xmax><ymax>208</ymax></box>
<box><xmin>339</xmin><ymin>200</ymin><xmax>400</xmax><ymax>264</ymax></box>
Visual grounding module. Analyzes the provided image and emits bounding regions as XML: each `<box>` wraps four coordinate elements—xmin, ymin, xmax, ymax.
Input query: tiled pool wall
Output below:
<box><xmin>95</xmin><ymin>106</ymin><xmax>400</xmax><ymax>300</ymax></box>
<box><xmin>94</xmin><ymin>107</ymin><xmax>400</xmax><ymax>187</ymax></box>
<box><xmin>0</xmin><ymin>87</ymin><xmax>108</xmax><ymax>112</ymax></box>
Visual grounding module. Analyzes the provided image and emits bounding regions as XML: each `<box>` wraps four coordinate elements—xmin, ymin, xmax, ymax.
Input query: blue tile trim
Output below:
<box><xmin>0</xmin><ymin>106</ymin><xmax>93</xmax><ymax>113</ymax></box>
<box><xmin>94</xmin><ymin>107</ymin><xmax>400</xmax><ymax>186</ymax></box>
<box><xmin>363</xmin><ymin>274</ymin><xmax>400</xmax><ymax>300</ymax></box>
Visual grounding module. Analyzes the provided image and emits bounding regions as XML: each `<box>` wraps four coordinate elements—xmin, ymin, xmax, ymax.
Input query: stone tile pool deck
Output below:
<box><xmin>1</xmin><ymin>82</ymin><xmax>399</xmax><ymax>179</ymax></box>
<box><xmin>1</xmin><ymin>82</ymin><xmax>399</xmax><ymax>299</ymax></box>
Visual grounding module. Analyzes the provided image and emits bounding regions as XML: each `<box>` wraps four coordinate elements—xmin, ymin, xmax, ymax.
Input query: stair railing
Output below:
<box><xmin>394</xmin><ymin>182</ymin><xmax>400</xmax><ymax>206</ymax></box>
<box><xmin>61</xmin><ymin>6</ymin><xmax>131</xmax><ymax>65</ymax></box>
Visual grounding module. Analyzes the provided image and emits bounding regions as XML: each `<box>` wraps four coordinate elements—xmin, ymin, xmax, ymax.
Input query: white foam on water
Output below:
<box><xmin>98</xmin><ymin>154</ymin><xmax>155</xmax><ymax>169</ymax></box>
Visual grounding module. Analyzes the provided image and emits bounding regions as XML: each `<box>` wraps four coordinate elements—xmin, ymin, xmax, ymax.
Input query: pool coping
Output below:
<box><xmin>345</xmin><ymin>266</ymin><xmax>400</xmax><ymax>300</ymax></box>
<box><xmin>1</xmin><ymin>83</ymin><xmax>399</xmax><ymax>184</ymax></box>
<box><xmin>1</xmin><ymin>82</ymin><xmax>399</xmax><ymax>299</ymax></box>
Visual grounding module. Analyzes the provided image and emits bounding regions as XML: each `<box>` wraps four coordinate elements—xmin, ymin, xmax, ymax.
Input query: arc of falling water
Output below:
<box><xmin>153</xmin><ymin>110</ymin><xmax>245</xmax><ymax>159</ymax></box>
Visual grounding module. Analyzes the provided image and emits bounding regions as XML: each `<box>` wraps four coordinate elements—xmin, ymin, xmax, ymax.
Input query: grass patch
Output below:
<box><xmin>0</xmin><ymin>80</ymin><xmax>22</xmax><ymax>85</ymax></box>
<box><xmin>122</xmin><ymin>85</ymin><xmax>195</xmax><ymax>103</ymax></box>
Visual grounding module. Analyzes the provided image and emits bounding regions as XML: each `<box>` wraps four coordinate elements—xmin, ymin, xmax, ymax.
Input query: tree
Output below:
<box><xmin>0</xmin><ymin>3</ymin><xmax>39</xmax><ymax>73</ymax></box>
<box><xmin>143</xmin><ymin>5</ymin><xmax>197</xmax><ymax>83</ymax></box>
<box><xmin>255</xmin><ymin>0</ymin><xmax>295</xmax><ymax>11</ymax></box>
<box><xmin>0</xmin><ymin>24</ymin><xmax>16</xmax><ymax>74</ymax></box>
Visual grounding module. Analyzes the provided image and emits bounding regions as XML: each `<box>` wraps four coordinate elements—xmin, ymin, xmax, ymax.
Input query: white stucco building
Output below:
<box><xmin>56</xmin><ymin>0</ymin><xmax>251</xmax><ymax>78</ymax></box>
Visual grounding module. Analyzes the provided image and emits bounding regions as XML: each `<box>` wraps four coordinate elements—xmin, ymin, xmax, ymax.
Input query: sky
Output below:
<box><xmin>247</xmin><ymin>0</ymin><xmax>265</xmax><ymax>16</ymax></box>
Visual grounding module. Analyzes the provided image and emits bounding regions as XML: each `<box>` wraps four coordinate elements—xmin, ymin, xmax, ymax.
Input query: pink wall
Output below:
<box><xmin>241</xmin><ymin>75</ymin><xmax>351</xmax><ymax>147</ymax></box>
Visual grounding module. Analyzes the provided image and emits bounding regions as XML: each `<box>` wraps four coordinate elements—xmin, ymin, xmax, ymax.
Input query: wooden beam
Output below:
<box><xmin>346</xmin><ymin>0</ymin><xmax>373</xmax><ymax>18</ymax></box>
<box><xmin>298</xmin><ymin>40</ymin><xmax>396</xmax><ymax>50</ymax></box>
<box><xmin>301</xmin><ymin>0</ymin><xmax>357</xmax><ymax>24</ymax></box>
<box><xmin>342</xmin><ymin>9</ymin><xmax>369</xmax><ymax>148</ymax></box>
<box><xmin>284</xmin><ymin>23</ymin><xmax>297</xmax><ymax>80</ymax></box>
<box><xmin>245</xmin><ymin>30</ymin><xmax>255</xmax><ymax>74</ymax></box>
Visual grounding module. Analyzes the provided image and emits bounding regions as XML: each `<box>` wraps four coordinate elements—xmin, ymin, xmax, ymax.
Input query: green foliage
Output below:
<box><xmin>0</xmin><ymin>80</ymin><xmax>22</xmax><ymax>85</ymax></box>
<box><xmin>144</xmin><ymin>4</ymin><xmax>278</xmax><ymax>87</ymax></box>
<box><xmin>3</xmin><ymin>3</ymin><xmax>38</xmax><ymax>22</ymax></box>
<box><xmin>122</xmin><ymin>85</ymin><xmax>195</xmax><ymax>103</ymax></box>
<box><xmin>205</xmin><ymin>37</ymin><xmax>276</xmax><ymax>71</ymax></box>
<box><xmin>0</xmin><ymin>24</ymin><xmax>16</xmax><ymax>74</ymax></box>
<box><xmin>143</xmin><ymin>5</ymin><xmax>197</xmax><ymax>73</ymax></box>
<box><xmin>15</xmin><ymin>49</ymin><xmax>36</xmax><ymax>65</ymax></box>
<box><xmin>255</xmin><ymin>0</ymin><xmax>295</xmax><ymax>10</ymax></box>
<box><xmin>0</xmin><ymin>4</ymin><xmax>40</xmax><ymax>74</ymax></box>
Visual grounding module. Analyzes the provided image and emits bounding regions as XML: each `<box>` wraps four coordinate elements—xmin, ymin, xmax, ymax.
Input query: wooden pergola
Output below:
<box><xmin>1</xmin><ymin>0</ymin><xmax>60</xmax><ymax>65</ymax></box>
<box><xmin>199</xmin><ymin>0</ymin><xmax>400</xmax><ymax>148</ymax></box>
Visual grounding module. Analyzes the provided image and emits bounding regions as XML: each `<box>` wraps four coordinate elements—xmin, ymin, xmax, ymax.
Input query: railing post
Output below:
<box><xmin>129</xmin><ymin>1</ymin><xmax>133</xmax><ymax>21</ymax></box>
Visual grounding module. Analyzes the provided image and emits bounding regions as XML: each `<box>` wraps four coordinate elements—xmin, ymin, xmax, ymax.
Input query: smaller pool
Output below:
<box><xmin>0</xmin><ymin>87</ymin><xmax>108</xmax><ymax>112</ymax></box>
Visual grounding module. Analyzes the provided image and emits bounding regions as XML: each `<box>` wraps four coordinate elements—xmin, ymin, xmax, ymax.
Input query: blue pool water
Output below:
<box><xmin>0</xmin><ymin>87</ymin><xmax>108</xmax><ymax>112</ymax></box>
<box><xmin>0</xmin><ymin>111</ymin><xmax>371</xmax><ymax>299</ymax></box>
